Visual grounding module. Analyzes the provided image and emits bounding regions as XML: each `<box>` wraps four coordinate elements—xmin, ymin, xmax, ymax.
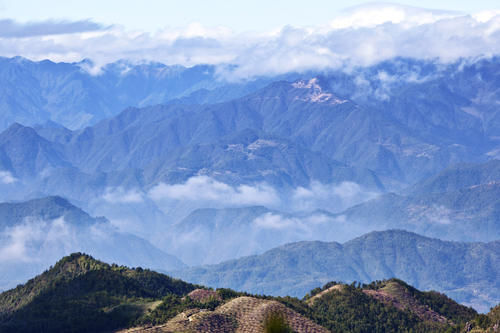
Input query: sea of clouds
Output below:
<box><xmin>0</xmin><ymin>4</ymin><xmax>499</xmax><ymax>79</ymax></box>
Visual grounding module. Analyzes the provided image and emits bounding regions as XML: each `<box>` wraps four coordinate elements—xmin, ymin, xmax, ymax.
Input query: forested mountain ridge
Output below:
<box><xmin>0</xmin><ymin>253</ymin><xmax>492</xmax><ymax>333</ymax></box>
<box><xmin>173</xmin><ymin>230</ymin><xmax>500</xmax><ymax>312</ymax></box>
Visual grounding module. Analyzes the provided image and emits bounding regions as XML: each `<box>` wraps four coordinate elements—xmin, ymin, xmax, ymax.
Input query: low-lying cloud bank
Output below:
<box><xmin>291</xmin><ymin>181</ymin><xmax>378</xmax><ymax>212</ymax></box>
<box><xmin>0</xmin><ymin>4</ymin><xmax>499</xmax><ymax>78</ymax></box>
<box><xmin>149</xmin><ymin>176</ymin><xmax>280</xmax><ymax>207</ymax></box>
<box><xmin>146</xmin><ymin>176</ymin><xmax>378</xmax><ymax>213</ymax></box>
<box><xmin>0</xmin><ymin>217</ymin><xmax>77</xmax><ymax>262</ymax></box>
<box><xmin>252</xmin><ymin>212</ymin><xmax>346</xmax><ymax>231</ymax></box>
<box><xmin>0</xmin><ymin>171</ymin><xmax>16</xmax><ymax>184</ymax></box>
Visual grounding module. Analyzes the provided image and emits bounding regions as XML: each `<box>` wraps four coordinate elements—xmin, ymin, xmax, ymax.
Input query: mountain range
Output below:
<box><xmin>153</xmin><ymin>159</ymin><xmax>500</xmax><ymax>266</ymax></box>
<box><xmin>0</xmin><ymin>56</ymin><xmax>294</xmax><ymax>131</ymax></box>
<box><xmin>1</xmin><ymin>56</ymin><xmax>499</xmax><ymax>196</ymax></box>
<box><xmin>173</xmin><ymin>230</ymin><xmax>500</xmax><ymax>312</ymax></box>
<box><xmin>0</xmin><ymin>253</ymin><xmax>490</xmax><ymax>333</ymax></box>
<box><xmin>337</xmin><ymin>160</ymin><xmax>500</xmax><ymax>242</ymax></box>
<box><xmin>164</xmin><ymin>206</ymin><xmax>365</xmax><ymax>266</ymax></box>
<box><xmin>1</xmin><ymin>54</ymin><xmax>500</xmax><ymax>329</ymax></box>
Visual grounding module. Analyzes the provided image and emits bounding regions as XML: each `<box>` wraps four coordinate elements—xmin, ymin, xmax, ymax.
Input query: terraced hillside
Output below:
<box><xmin>120</xmin><ymin>296</ymin><xmax>327</xmax><ymax>333</ymax></box>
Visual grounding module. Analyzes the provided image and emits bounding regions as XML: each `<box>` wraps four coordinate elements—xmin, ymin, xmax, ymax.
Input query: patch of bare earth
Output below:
<box><xmin>306</xmin><ymin>284</ymin><xmax>345</xmax><ymax>306</ymax></box>
<box><xmin>187</xmin><ymin>289</ymin><xmax>222</xmax><ymax>303</ymax></box>
<box><xmin>362</xmin><ymin>288</ymin><xmax>450</xmax><ymax>324</ymax></box>
<box><xmin>217</xmin><ymin>296</ymin><xmax>329</xmax><ymax>333</ymax></box>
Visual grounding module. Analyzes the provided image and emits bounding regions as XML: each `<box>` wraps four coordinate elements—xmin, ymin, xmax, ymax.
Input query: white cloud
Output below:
<box><xmin>102</xmin><ymin>187</ymin><xmax>144</xmax><ymax>204</ymax></box>
<box><xmin>291</xmin><ymin>181</ymin><xmax>378</xmax><ymax>212</ymax></box>
<box><xmin>148</xmin><ymin>177</ymin><xmax>377</xmax><ymax>213</ymax></box>
<box><xmin>0</xmin><ymin>4</ymin><xmax>499</xmax><ymax>79</ymax></box>
<box><xmin>473</xmin><ymin>10</ymin><xmax>500</xmax><ymax>23</ymax></box>
<box><xmin>330</xmin><ymin>4</ymin><xmax>461</xmax><ymax>29</ymax></box>
<box><xmin>0</xmin><ymin>170</ymin><xmax>16</xmax><ymax>184</ymax></box>
<box><xmin>253</xmin><ymin>213</ymin><xmax>302</xmax><ymax>230</ymax></box>
<box><xmin>252</xmin><ymin>211</ymin><xmax>345</xmax><ymax>230</ymax></box>
<box><xmin>148</xmin><ymin>175</ymin><xmax>280</xmax><ymax>206</ymax></box>
<box><xmin>0</xmin><ymin>217</ymin><xmax>75</xmax><ymax>262</ymax></box>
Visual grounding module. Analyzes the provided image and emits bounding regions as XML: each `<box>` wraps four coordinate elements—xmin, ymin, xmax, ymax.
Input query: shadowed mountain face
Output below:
<box><xmin>0</xmin><ymin>196</ymin><xmax>185</xmax><ymax>291</ymax></box>
<box><xmin>173</xmin><ymin>230</ymin><xmax>500</xmax><ymax>312</ymax></box>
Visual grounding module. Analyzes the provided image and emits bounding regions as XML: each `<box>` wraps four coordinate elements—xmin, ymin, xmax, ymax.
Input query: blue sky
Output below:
<box><xmin>1</xmin><ymin>0</ymin><xmax>499</xmax><ymax>32</ymax></box>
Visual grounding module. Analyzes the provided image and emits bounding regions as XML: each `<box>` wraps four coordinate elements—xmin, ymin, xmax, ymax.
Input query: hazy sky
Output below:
<box><xmin>1</xmin><ymin>0</ymin><xmax>499</xmax><ymax>32</ymax></box>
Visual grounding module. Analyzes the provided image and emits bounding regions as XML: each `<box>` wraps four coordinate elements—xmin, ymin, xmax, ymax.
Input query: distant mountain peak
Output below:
<box><xmin>291</xmin><ymin>77</ymin><xmax>348</xmax><ymax>105</ymax></box>
<box><xmin>2</xmin><ymin>122</ymin><xmax>41</xmax><ymax>139</ymax></box>
<box><xmin>5</xmin><ymin>122</ymin><xmax>27</xmax><ymax>130</ymax></box>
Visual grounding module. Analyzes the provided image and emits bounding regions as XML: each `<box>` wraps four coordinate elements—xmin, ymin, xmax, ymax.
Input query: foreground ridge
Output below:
<box><xmin>0</xmin><ymin>253</ymin><xmax>495</xmax><ymax>333</ymax></box>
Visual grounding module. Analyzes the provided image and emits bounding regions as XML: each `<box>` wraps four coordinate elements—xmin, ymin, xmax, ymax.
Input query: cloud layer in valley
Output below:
<box><xmin>148</xmin><ymin>175</ymin><xmax>280</xmax><ymax>207</ymax></box>
<box><xmin>0</xmin><ymin>4</ymin><xmax>499</xmax><ymax>78</ymax></box>
<box><xmin>0</xmin><ymin>171</ymin><xmax>16</xmax><ymax>184</ymax></box>
<box><xmin>0</xmin><ymin>217</ymin><xmax>76</xmax><ymax>262</ymax></box>
<box><xmin>291</xmin><ymin>181</ymin><xmax>378</xmax><ymax>212</ymax></box>
<box><xmin>148</xmin><ymin>176</ymin><xmax>378</xmax><ymax>214</ymax></box>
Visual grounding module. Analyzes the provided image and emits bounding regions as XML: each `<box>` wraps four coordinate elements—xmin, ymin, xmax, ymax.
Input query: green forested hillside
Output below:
<box><xmin>0</xmin><ymin>253</ymin><xmax>197</xmax><ymax>333</ymax></box>
<box><xmin>0</xmin><ymin>253</ymin><xmax>495</xmax><ymax>333</ymax></box>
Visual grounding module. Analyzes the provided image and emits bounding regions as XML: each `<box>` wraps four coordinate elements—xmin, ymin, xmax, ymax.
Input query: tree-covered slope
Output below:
<box><xmin>0</xmin><ymin>253</ymin><xmax>488</xmax><ymax>333</ymax></box>
<box><xmin>298</xmin><ymin>279</ymin><xmax>478</xmax><ymax>333</ymax></box>
<box><xmin>173</xmin><ymin>230</ymin><xmax>500</xmax><ymax>312</ymax></box>
<box><xmin>0</xmin><ymin>253</ymin><xmax>197</xmax><ymax>333</ymax></box>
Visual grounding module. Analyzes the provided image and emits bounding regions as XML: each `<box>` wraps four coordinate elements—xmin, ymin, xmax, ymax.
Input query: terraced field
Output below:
<box><xmin>117</xmin><ymin>295</ymin><xmax>327</xmax><ymax>333</ymax></box>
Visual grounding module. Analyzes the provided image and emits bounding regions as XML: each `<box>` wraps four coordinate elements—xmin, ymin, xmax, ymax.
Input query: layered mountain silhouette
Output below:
<box><xmin>1</xmin><ymin>57</ymin><xmax>499</xmax><ymax>193</ymax></box>
<box><xmin>0</xmin><ymin>196</ymin><xmax>184</xmax><ymax>291</ymax></box>
<box><xmin>0</xmin><ymin>57</ymin><xmax>272</xmax><ymax>130</ymax></box>
<box><xmin>1</xmin><ymin>55</ymin><xmax>500</xmax><ymax>329</ymax></box>
<box><xmin>173</xmin><ymin>230</ymin><xmax>500</xmax><ymax>312</ymax></box>
<box><xmin>338</xmin><ymin>160</ymin><xmax>500</xmax><ymax>242</ymax></box>
<box><xmin>164</xmin><ymin>206</ymin><xmax>364</xmax><ymax>266</ymax></box>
